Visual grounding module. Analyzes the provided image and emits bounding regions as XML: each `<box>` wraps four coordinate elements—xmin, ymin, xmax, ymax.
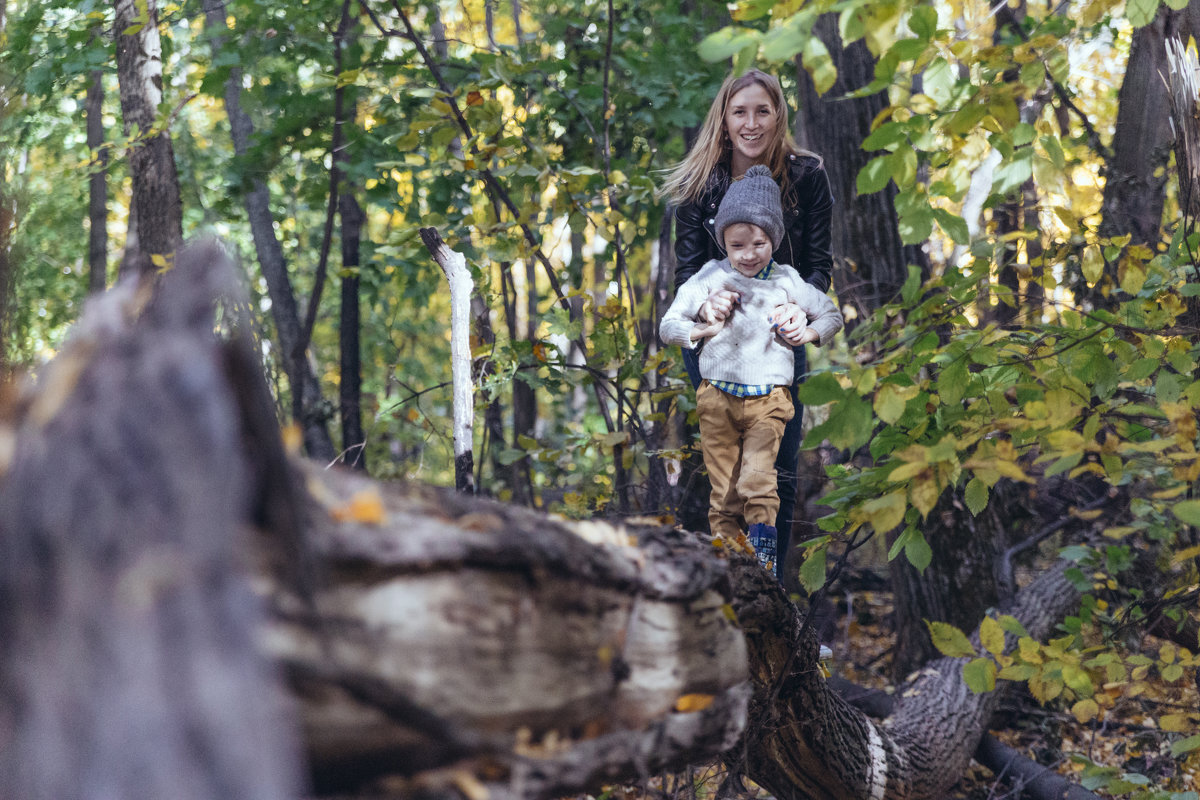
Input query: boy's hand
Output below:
<box><xmin>699</xmin><ymin>289</ymin><xmax>741</xmax><ymax>323</ymax></box>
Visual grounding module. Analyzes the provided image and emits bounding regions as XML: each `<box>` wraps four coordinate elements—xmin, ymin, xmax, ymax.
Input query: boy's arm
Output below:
<box><xmin>785</xmin><ymin>275</ymin><xmax>844</xmax><ymax>345</ymax></box>
<box><xmin>659</xmin><ymin>274</ymin><xmax>715</xmax><ymax>349</ymax></box>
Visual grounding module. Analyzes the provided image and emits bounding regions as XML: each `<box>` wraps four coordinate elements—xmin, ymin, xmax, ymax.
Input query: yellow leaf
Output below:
<box><xmin>674</xmin><ymin>693</ymin><xmax>715</xmax><ymax>713</ymax></box>
<box><xmin>860</xmin><ymin>490</ymin><xmax>907</xmax><ymax>533</ymax></box>
<box><xmin>889</xmin><ymin>461</ymin><xmax>928</xmax><ymax>482</ymax></box>
<box><xmin>1160</xmin><ymin>713</ymin><xmax>1195</xmax><ymax>732</ymax></box>
<box><xmin>910</xmin><ymin>475</ymin><xmax>940</xmax><ymax>517</ymax></box>
<box><xmin>1081</xmin><ymin>244</ymin><xmax>1104</xmax><ymax>286</ymax></box>
<box><xmin>980</xmin><ymin>616</ymin><xmax>1005</xmax><ymax>657</ymax></box>
<box><xmin>281</xmin><ymin>423</ymin><xmax>303</xmax><ymax>454</ymax></box>
<box><xmin>330</xmin><ymin>488</ymin><xmax>386</xmax><ymax>524</ymax></box>
<box><xmin>1071</xmin><ymin>698</ymin><xmax>1100</xmax><ymax>723</ymax></box>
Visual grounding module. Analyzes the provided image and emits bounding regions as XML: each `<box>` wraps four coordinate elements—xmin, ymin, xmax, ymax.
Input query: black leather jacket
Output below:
<box><xmin>673</xmin><ymin>153</ymin><xmax>834</xmax><ymax>294</ymax></box>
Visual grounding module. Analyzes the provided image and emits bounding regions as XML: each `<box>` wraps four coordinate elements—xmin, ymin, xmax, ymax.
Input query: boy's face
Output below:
<box><xmin>724</xmin><ymin>223</ymin><xmax>773</xmax><ymax>277</ymax></box>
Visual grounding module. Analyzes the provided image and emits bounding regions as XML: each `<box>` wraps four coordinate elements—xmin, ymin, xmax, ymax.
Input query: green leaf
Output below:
<box><xmin>862</xmin><ymin>121</ymin><xmax>908</xmax><ymax>151</ymax></box>
<box><xmin>901</xmin><ymin>263</ymin><xmax>923</xmax><ymax>304</ymax></box>
<box><xmin>908</xmin><ymin>5</ymin><xmax>938</xmax><ymax>39</ymax></box>
<box><xmin>857</xmin><ymin>154</ymin><xmax>894</xmax><ymax>195</ymax></box>
<box><xmin>923</xmin><ymin>57</ymin><xmax>955</xmax><ymax>107</ymax></box>
<box><xmin>938</xmin><ymin>359</ymin><xmax>968</xmax><ymax>405</ymax></box>
<box><xmin>1173</xmin><ymin>499</ymin><xmax>1200</xmax><ymax>526</ymax></box>
<box><xmin>801</xmin><ymin>34</ymin><xmax>837</xmax><ymax>95</ymax></box>
<box><xmin>1126</xmin><ymin>0</ymin><xmax>1160</xmax><ymax>27</ymax></box>
<box><xmin>805</xmin><ymin>393</ymin><xmax>874</xmax><ymax>450</ymax></box>
<box><xmin>905</xmin><ymin>529</ymin><xmax>932</xmax><ymax>571</ymax></box>
<box><xmin>932</xmin><ymin>208</ymin><xmax>970</xmax><ymax>245</ymax></box>
<box><xmin>796</xmin><ymin>372</ymin><xmax>846</xmax><ymax>405</ymax></box>
<box><xmin>799</xmin><ymin>544</ymin><xmax>827</xmax><ymax>593</ymax></box>
<box><xmin>898</xmin><ymin>203</ymin><xmax>934</xmax><ymax>244</ymax></box>
<box><xmin>965</xmin><ymin>477</ymin><xmax>988</xmax><ymax>516</ymax></box>
<box><xmin>928</xmin><ymin>621</ymin><xmax>976</xmax><ymax>658</ymax></box>
<box><xmin>996</xmin><ymin>615</ymin><xmax>1030</xmax><ymax>638</ymax></box>
<box><xmin>963</xmin><ymin>657</ymin><xmax>997</xmax><ymax>693</ymax></box>
<box><xmin>1040</xmin><ymin>135</ymin><xmax>1066</xmax><ymax>169</ymax></box>
<box><xmin>993</xmin><ymin>147</ymin><xmax>1033</xmax><ymax>196</ymax></box>
<box><xmin>1171</xmin><ymin>734</ymin><xmax>1200</xmax><ymax>756</ymax></box>
<box><xmin>761</xmin><ymin>20</ymin><xmax>806</xmax><ymax>62</ymax></box>
<box><xmin>697</xmin><ymin>27</ymin><xmax>762</xmax><ymax>62</ymax></box>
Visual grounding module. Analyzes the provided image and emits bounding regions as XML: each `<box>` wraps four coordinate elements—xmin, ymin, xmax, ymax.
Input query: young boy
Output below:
<box><xmin>659</xmin><ymin>165</ymin><xmax>842</xmax><ymax>576</ymax></box>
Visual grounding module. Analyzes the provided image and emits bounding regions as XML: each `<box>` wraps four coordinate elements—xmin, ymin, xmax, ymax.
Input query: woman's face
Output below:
<box><xmin>724</xmin><ymin>82</ymin><xmax>776</xmax><ymax>173</ymax></box>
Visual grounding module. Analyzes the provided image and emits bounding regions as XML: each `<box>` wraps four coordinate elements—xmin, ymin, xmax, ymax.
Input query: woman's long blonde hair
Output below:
<box><xmin>657</xmin><ymin>69</ymin><xmax>815</xmax><ymax>205</ymax></box>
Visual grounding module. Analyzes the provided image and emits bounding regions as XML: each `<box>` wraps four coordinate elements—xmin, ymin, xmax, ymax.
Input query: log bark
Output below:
<box><xmin>0</xmin><ymin>239</ymin><xmax>301</xmax><ymax>800</ymax></box>
<box><xmin>0</xmin><ymin>239</ymin><xmax>1094</xmax><ymax>800</ymax></box>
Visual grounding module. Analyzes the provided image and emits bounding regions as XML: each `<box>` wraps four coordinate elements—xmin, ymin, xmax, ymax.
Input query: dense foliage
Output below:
<box><xmin>2</xmin><ymin>0</ymin><xmax>1199</xmax><ymax>795</ymax></box>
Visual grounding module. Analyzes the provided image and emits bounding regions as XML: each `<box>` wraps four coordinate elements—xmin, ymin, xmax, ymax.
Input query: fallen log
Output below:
<box><xmin>0</xmin><ymin>239</ymin><xmax>1095</xmax><ymax>800</ymax></box>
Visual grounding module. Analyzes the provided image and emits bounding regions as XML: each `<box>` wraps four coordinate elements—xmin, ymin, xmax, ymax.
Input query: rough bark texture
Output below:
<box><xmin>0</xmin><ymin>240</ymin><xmax>301</xmax><ymax>800</ymax></box>
<box><xmin>199</xmin><ymin>0</ymin><xmax>335</xmax><ymax>462</ymax></box>
<box><xmin>0</xmin><ymin>239</ymin><xmax>1096</xmax><ymax>800</ymax></box>
<box><xmin>793</xmin><ymin>14</ymin><xmax>926</xmax><ymax>323</ymax></box>
<box><xmin>113</xmin><ymin>0</ymin><xmax>183</xmax><ymax>276</ymax></box>
<box><xmin>1098</xmin><ymin>7</ymin><xmax>1177</xmax><ymax>248</ymax></box>
<box><xmin>888</xmin><ymin>487</ymin><xmax>1015</xmax><ymax>680</ymax></box>
<box><xmin>86</xmin><ymin>58</ymin><xmax>108</xmax><ymax>295</ymax></box>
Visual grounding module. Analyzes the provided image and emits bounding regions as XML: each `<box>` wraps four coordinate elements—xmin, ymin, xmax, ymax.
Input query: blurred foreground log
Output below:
<box><xmin>0</xmin><ymin>239</ymin><xmax>1088</xmax><ymax>800</ymax></box>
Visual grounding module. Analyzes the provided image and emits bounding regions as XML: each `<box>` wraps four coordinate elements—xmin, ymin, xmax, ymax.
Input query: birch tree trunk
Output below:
<box><xmin>421</xmin><ymin>228</ymin><xmax>475</xmax><ymax>493</ymax></box>
<box><xmin>113</xmin><ymin>0</ymin><xmax>183</xmax><ymax>276</ymax></box>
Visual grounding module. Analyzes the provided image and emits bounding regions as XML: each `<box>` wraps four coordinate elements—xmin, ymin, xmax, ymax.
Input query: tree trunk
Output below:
<box><xmin>1098</xmin><ymin>6</ymin><xmax>1178</xmax><ymax>248</ymax></box>
<box><xmin>339</xmin><ymin>191</ymin><xmax>366</xmax><ymax>470</ymax></box>
<box><xmin>199</xmin><ymin>0</ymin><xmax>335</xmax><ymax>462</ymax></box>
<box><xmin>86</xmin><ymin>55</ymin><xmax>108</xmax><ymax>295</ymax></box>
<box><xmin>793</xmin><ymin>14</ymin><xmax>926</xmax><ymax>323</ymax></box>
<box><xmin>0</xmin><ymin>0</ymin><xmax>10</xmax><ymax>367</ymax></box>
<box><xmin>113</xmin><ymin>0</ymin><xmax>183</xmax><ymax>276</ymax></box>
<box><xmin>888</xmin><ymin>490</ymin><xmax>1011</xmax><ymax>679</ymax></box>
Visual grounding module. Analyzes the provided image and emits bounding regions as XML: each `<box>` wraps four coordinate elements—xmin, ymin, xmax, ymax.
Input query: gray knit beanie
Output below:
<box><xmin>714</xmin><ymin>164</ymin><xmax>784</xmax><ymax>251</ymax></box>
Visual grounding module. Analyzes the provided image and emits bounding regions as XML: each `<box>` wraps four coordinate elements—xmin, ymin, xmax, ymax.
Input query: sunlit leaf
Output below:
<box><xmin>928</xmin><ymin>621</ymin><xmax>975</xmax><ymax>658</ymax></box>
<box><xmin>963</xmin><ymin>657</ymin><xmax>997</xmax><ymax>693</ymax></box>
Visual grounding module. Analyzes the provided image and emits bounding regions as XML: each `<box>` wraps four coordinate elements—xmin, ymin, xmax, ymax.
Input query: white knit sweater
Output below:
<box><xmin>659</xmin><ymin>259</ymin><xmax>842</xmax><ymax>387</ymax></box>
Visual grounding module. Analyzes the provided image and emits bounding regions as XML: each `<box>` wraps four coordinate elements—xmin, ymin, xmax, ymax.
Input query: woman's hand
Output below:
<box><xmin>699</xmin><ymin>289</ymin><xmax>741</xmax><ymax>323</ymax></box>
<box><xmin>769</xmin><ymin>303</ymin><xmax>808</xmax><ymax>345</ymax></box>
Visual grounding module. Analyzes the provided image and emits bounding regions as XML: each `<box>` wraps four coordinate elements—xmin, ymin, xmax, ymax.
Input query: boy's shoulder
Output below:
<box><xmin>770</xmin><ymin>261</ymin><xmax>804</xmax><ymax>283</ymax></box>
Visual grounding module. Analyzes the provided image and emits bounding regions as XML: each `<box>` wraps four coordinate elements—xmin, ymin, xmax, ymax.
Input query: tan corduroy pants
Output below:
<box><xmin>696</xmin><ymin>381</ymin><xmax>794</xmax><ymax>539</ymax></box>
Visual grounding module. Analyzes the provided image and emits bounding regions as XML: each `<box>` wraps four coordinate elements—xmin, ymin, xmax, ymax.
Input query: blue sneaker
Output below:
<box><xmin>747</xmin><ymin>523</ymin><xmax>777</xmax><ymax>575</ymax></box>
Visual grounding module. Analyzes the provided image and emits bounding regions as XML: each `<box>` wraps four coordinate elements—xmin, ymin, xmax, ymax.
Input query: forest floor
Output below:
<box><xmin>593</xmin><ymin>584</ymin><xmax>1199</xmax><ymax>800</ymax></box>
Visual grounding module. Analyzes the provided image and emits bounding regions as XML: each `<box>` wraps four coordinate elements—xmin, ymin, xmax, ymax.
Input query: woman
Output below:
<box><xmin>659</xmin><ymin>68</ymin><xmax>835</xmax><ymax>580</ymax></box>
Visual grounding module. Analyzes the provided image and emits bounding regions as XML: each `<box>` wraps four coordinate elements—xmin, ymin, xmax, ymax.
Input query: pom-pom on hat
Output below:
<box><xmin>713</xmin><ymin>164</ymin><xmax>784</xmax><ymax>251</ymax></box>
